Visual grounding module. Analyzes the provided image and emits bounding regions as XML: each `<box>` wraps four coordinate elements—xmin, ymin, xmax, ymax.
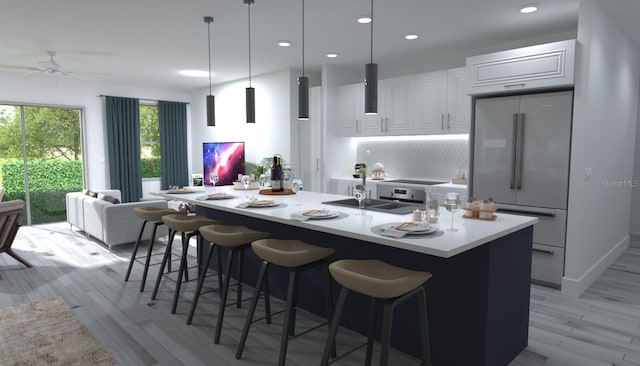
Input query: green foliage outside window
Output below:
<box><xmin>140</xmin><ymin>105</ymin><xmax>161</xmax><ymax>178</ymax></box>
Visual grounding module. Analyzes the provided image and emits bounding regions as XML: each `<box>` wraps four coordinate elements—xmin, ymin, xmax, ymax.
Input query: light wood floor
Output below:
<box><xmin>1</xmin><ymin>223</ymin><xmax>640</xmax><ymax>366</ymax></box>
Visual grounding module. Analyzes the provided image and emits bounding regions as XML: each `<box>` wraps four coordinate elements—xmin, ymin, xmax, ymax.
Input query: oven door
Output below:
<box><xmin>376</xmin><ymin>185</ymin><xmax>426</xmax><ymax>204</ymax></box>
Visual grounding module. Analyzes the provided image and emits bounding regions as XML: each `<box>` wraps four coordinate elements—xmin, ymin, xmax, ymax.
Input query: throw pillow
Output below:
<box><xmin>100</xmin><ymin>195</ymin><xmax>120</xmax><ymax>204</ymax></box>
<box><xmin>83</xmin><ymin>189</ymin><xmax>98</xmax><ymax>198</ymax></box>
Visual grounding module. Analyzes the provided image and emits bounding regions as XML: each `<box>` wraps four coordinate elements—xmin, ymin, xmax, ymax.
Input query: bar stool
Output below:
<box><xmin>236</xmin><ymin>239</ymin><xmax>335</xmax><ymax>366</ymax></box>
<box><xmin>187</xmin><ymin>224</ymin><xmax>270</xmax><ymax>344</ymax></box>
<box><xmin>124</xmin><ymin>206</ymin><xmax>177</xmax><ymax>292</ymax></box>
<box><xmin>151</xmin><ymin>214</ymin><xmax>222</xmax><ymax>314</ymax></box>
<box><xmin>320</xmin><ymin>259</ymin><xmax>432</xmax><ymax>366</ymax></box>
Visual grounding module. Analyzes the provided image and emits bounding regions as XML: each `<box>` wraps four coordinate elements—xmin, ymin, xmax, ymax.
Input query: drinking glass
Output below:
<box><xmin>241</xmin><ymin>175</ymin><xmax>251</xmax><ymax>198</ymax></box>
<box><xmin>292</xmin><ymin>179</ymin><xmax>303</xmax><ymax>195</ymax></box>
<box><xmin>353</xmin><ymin>187</ymin><xmax>367</xmax><ymax>215</ymax></box>
<box><xmin>444</xmin><ymin>192</ymin><xmax>461</xmax><ymax>232</ymax></box>
<box><xmin>209</xmin><ymin>172</ymin><xmax>219</xmax><ymax>191</ymax></box>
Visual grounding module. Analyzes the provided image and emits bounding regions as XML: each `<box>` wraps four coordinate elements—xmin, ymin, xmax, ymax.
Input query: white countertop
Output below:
<box><xmin>152</xmin><ymin>186</ymin><xmax>536</xmax><ymax>259</ymax></box>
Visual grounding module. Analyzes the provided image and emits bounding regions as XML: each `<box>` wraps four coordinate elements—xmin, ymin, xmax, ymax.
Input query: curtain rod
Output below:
<box><xmin>97</xmin><ymin>94</ymin><xmax>190</xmax><ymax>105</ymax></box>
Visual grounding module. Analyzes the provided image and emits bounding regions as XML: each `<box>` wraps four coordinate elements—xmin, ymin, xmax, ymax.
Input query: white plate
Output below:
<box><xmin>385</xmin><ymin>223</ymin><xmax>437</xmax><ymax>235</ymax></box>
<box><xmin>301</xmin><ymin>210</ymin><xmax>339</xmax><ymax>219</ymax></box>
<box><xmin>247</xmin><ymin>200</ymin><xmax>278</xmax><ymax>208</ymax></box>
<box><xmin>196</xmin><ymin>193</ymin><xmax>236</xmax><ymax>200</ymax></box>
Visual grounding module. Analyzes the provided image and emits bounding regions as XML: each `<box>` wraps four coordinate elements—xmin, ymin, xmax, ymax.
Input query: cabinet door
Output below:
<box><xmin>446</xmin><ymin>67</ymin><xmax>471</xmax><ymax>133</ymax></box>
<box><xmin>336</xmin><ymin>84</ymin><xmax>362</xmax><ymax>136</ymax></box>
<box><xmin>382</xmin><ymin>77</ymin><xmax>414</xmax><ymax>135</ymax></box>
<box><xmin>472</xmin><ymin>96</ymin><xmax>520</xmax><ymax>205</ymax></box>
<box><xmin>414</xmin><ymin>71</ymin><xmax>447</xmax><ymax>134</ymax></box>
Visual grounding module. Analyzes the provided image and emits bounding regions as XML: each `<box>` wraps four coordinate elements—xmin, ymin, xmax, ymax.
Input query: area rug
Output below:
<box><xmin>0</xmin><ymin>297</ymin><xmax>117</xmax><ymax>366</ymax></box>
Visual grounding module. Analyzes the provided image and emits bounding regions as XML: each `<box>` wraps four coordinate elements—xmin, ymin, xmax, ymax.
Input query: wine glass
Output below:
<box><xmin>353</xmin><ymin>187</ymin><xmax>367</xmax><ymax>215</ymax></box>
<box><xmin>241</xmin><ymin>175</ymin><xmax>251</xmax><ymax>198</ymax></box>
<box><xmin>209</xmin><ymin>172</ymin><xmax>219</xmax><ymax>191</ymax></box>
<box><xmin>292</xmin><ymin>179</ymin><xmax>303</xmax><ymax>195</ymax></box>
<box><xmin>444</xmin><ymin>192</ymin><xmax>461</xmax><ymax>232</ymax></box>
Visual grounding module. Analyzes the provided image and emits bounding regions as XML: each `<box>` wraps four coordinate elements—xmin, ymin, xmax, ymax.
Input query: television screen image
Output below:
<box><xmin>203</xmin><ymin>142</ymin><xmax>245</xmax><ymax>186</ymax></box>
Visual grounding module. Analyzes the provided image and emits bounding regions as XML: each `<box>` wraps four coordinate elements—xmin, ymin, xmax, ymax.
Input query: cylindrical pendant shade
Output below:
<box><xmin>365</xmin><ymin>63</ymin><xmax>378</xmax><ymax>115</ymax></box>
<box><xmin>246</xmin><ymin>87</ymin><xmax>255</xmax><ymax>123</ymax></box>
<box><xmin>298</xmin><ymin>76</ymin><xmax>309</xmax><ymax>120</ymax></box>
<box><xmin>206</xmin><ymin>94</ymin><xmax>215</xmax><ymax>126</ymax></box>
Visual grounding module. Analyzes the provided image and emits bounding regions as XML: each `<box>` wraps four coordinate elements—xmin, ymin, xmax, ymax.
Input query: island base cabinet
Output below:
<box><xmin>196</xmin><ymin>205</ymin><xmax>533</xmax><ymax>366</ymax></box>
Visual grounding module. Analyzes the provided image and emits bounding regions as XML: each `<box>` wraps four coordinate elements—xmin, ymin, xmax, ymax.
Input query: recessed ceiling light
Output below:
<box><xmin>178</xmin><ymin>70</ymin><xmax>209</xmax><ymax>77</ymax></box>
<box><xmin>326</xmin><ymin>53</ymin><xmax>338</xmax><ymax>58</ymax></box>
<box><xmin>357</xmin><ymin>16</ymin><xmax>372</xmax><ymax>24</ymax></box>
<box><xmin>519</xmin><ymin>4</ymin><xmax>539</xmax><ymax>13</ymax></box>
<box><xmin>405</xmin><ymin>34</ymin><xmax>418</xmax><ymax>40</ymax></box>
<box><xmin>278</xmin><ymin>41</ymin><xmax>291</xmax><ymax>47</ymax></box>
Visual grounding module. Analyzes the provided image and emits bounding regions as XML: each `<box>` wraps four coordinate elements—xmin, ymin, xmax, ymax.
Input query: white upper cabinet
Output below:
<box><xmin>378</xmin><ymin>76</ymin><xmax>414</xmax><ymax>135</ymax></box>
<box><xmin>415</xmin><ymin>67</ymin><xmax>470</xmax><ymax>134</ymax></box>
<box><xmin>336</xmin><ymin>83</ymin><xmax>364</xmax><ymax>136</ymax></box>
<box><xmin>466</xmin><ymin>39</ymin><xmax>576</xmax><ymax>96</ymax></box>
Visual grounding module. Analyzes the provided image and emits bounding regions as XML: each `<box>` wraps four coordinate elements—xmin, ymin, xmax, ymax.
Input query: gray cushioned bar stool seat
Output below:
<box><xmin>321</xmin><ymin>259</ymin><xmax>432</xmax><ymax>366</ymax></box>
<box><xmin>151</xmin><ymin>214</ymin><xmax>222</xmax><ymax>314</ymax></box>
<box><xmin>187</xmin><ymin>224</ymin><xmax>270</xmax><ymax>344</ymax></box>
<box><xmin>236</xmin><ymin>239</ymin><xmax>336</xmax><ymax>366</ymax></box>
<box><xmin>125</xmin><ymin>207</ymin><xmax>177</xmax><ymax>292</ymax></box>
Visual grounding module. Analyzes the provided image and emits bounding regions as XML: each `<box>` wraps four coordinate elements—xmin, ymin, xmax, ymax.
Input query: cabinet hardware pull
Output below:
<box><xmin>381</xmin><ymin>118</ymin><xmax>384</xmax><ymax>132</ymax></box>
<box><xmin>504</xmin><ymin>83</ymin><xmax>526</xmax><ymax>89</ymax></box>
<box><xmin>447</xmin><ymin>113</ymin><xmax>451</xmax><ymax>130</ymax></box>
<box><xmin>356</xmin><ymin>119</ymin><xmax>359</xmax><ymax>133</ymax></box>
<box><xmin>441</xmin><ymin>114</ymin><xmax>444</xmax><ymax>130</ymax></box>
<box><xmin>497</xmin><ymin>208</ymin><xmax>556</xmax><ymax>217</ymax></box>
<box><xmin>511</xmin><ymin>114</ymin><xmax>518</xmax><ymax>190</ymax></box>
<box><xmin>517</xmin><ymin>113</ymin><xmax>525</xmax><ymax>190</ymax></box>
<box><xmin>386</xmin><ymin>117</ymin><xmax>389</xmax><ymax>132</ymax></box>
<box><xmin>532</xmin><ymin>248</ymin><xmax>555</xmax><ymax>255</ymax></box>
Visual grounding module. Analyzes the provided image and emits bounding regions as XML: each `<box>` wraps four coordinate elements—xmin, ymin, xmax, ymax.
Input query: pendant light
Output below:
<box><xmin>364</xmin><ymin>0</ymin><xmax>378</xmax><ymax>115</ymax></box>
<box><xmin>297</xmin><ymin>0</ymin><xmax>309</xmax><ymax>120</ymax></box>
<box><xmin>204</xmin><ymin>16</ymin><xmax>215</xmax><ymax>126</ymax></box>
<box><xmin>244</xmin><ymin>0</ymin><xmax>255</xmax><ymax>123</ymax></box>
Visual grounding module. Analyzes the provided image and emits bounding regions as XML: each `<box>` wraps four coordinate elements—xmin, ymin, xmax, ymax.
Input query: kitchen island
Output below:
<box><xmin>153</xmin><ymin>187</ymin><xmax>537</xmax><ymax>366</ymax></box>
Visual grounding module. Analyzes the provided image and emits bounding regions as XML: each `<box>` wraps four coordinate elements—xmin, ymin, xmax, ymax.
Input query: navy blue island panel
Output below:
<box><xmin>196</xmin><ymin>205</ymin><xmax>533</xmax><ymax>366</ymax></box>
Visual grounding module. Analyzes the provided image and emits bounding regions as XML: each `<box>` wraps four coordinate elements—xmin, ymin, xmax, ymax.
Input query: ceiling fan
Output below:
<box><xmin>0</xmin><ymin>51</ymin><xmax>106</xmax><ymax>81</ymax></box>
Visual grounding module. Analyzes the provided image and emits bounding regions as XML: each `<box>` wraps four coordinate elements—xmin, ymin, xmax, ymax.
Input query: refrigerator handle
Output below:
<box><xmin>517</xmin><ymin>113</ymin><xmax>525</xmax><ymax>190</ymax></box>
<box><xmin>510</xmin><ymin>113</ymin><xmax>518</xmax><ymax>190</ymax></box>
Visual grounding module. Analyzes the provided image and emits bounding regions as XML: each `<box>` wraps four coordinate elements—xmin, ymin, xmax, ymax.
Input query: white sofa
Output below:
<box><xmin>65</xmin><ymin>189</ymin><xmax>170</xmax><ymax>251</ymax></box>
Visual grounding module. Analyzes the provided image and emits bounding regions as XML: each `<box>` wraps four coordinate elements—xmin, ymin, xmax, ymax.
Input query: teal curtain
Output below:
<box><xmin>105</xmin><ymin>96</ymin><xmax>142</xmax><ymax>203</ymax></box>
<box><xmin>159</xmin><ymin>101</ymin><xmax>189</xmax><ymax>188</ymax></box>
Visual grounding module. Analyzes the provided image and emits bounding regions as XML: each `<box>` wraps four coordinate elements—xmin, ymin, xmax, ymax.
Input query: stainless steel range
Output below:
<box><xmin>376</xmin><ymin>179</ymin><xmax>446</xmax><ymax>204</ymax></box>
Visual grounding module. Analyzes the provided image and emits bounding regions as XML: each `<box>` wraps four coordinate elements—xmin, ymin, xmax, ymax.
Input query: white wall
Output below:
<box><xmin>631</xmin><ymin>93</ymin><xmax>640</xmax><ymax>236</ymax></box>
<box><xmin>189</xmin><ymin>69</ymin><xmax>296</xmax><ymax>178</ymax></box>
<box><xmin>563</xmin><ymin>0</ymin><xmax>640</xmax><ymax>296</ymax></box>
<box><xmin>0</xmin><ymin>72</ymin><xmax>189</xmax><ymax>192</ymax></box>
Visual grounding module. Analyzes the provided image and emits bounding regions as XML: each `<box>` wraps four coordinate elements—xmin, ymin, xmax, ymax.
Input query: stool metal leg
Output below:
<box><xmin>171</xmin><ymin>232</ymin><xmax>196</xmax><ymax>314</ymax></box>
<box><xmin>365</xmin><ymin>297</ymin><xmax>378</xmax><ymax>366</ymax></box>
<box><xmin>380</xmin><ymin>300</ymin><xmax>394</xmax><ymax>366</ymax></box>
<box><xmin>124</xmin><ymin>219</ymin><xmax>148</xmax><ymax>282</ymax></box>
<box><xmin>216</xmin><ymin>245</ymin><xmax>224</xmax><ymax>298</ymax></box>
<box><xmin>416</xmin><ymin>287</ymin><xmax>431</xmax><ymax>366</ymax></box>
<box><xmin>151</xmin><ymin>229</ymin><xmax>176</xmax><ymax>300</ymax></box>
<box><xmin>321</xmin><ymin>286</ymin><xmax>349</xmax><ymax>366</ymax></box>
<box><xmin>140</xmin><ymin>221</ymin><xmax>162</xmax><ymax>292</ymax></box>
<box><xmin>214</xmin><ymin>247</ymin><xmax>237</xmax><ymax>344</ymax></box>
<box><xmin>264</xmin><ymin>270</ymin><xmax>272</xmax><ymax>324</ymax></box>
<box><xmin>323</xmin><ymin>262</ymin><xmax>337</xmax><ymax>359</ymax></box>
<box><xmin>186</xmin><ymin>242</ymin><xmax>216</xmax><ymax>325</ymax></box>
<box><xmin>278</xmin><ymin>270</ymin><xmax>299</xmax><ymax>366</ymax></box>
<box><xmin>237</xmin><ymin>248</ymin><xmax>245</xmax><ymax>308</ymax></box>
<box><xmin>236</xmin><ymin>260</ymin><xmax>269</xmax><ymax>360</ymax></box>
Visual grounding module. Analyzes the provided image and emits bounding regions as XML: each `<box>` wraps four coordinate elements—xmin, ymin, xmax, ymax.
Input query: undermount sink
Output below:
<box><xmin>322</xmin><ymin>198</ymin><xmax>421</xmax><ymax>215</ymax></box>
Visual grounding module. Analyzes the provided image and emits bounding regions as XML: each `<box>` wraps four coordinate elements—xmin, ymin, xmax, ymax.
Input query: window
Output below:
<box><xmin>139</xmin><ymin>105</ymin><xmax>160</xmax><ymax>178</ymax></box>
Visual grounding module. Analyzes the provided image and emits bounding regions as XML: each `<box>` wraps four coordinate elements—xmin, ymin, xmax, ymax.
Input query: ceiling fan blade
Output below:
<box><xmin>17</xmin><ymin>71</ymin><xmax>44</xmax><ymax>79</ymax></box>
<box><xmin>0</xmin><ymin>64</ymin><xmax>40</xmax><ymax>72</ymax></box>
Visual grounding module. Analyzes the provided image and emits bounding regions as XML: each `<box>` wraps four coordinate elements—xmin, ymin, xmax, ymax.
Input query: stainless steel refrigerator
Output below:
<box><xmin>471</xmin><ymin>90</ymin><xmax>573</xmax><ymax>287</ymax></box>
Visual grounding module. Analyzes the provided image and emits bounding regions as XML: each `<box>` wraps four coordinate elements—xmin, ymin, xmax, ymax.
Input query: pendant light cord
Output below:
<box><xmin>370</xmin><ymin>0</ymin><xmax>373</xmax><ymax>63</ymax></box>
<box><xmin>207</xmin><ymin>20</ymin><xmax>212</xmax><ymax>95</ymax></box>
<box><xmin>302</xmin><ymin>0</ymin><xmax>305</xmax><ymax>77</ymax></box>
<box><xmin>248</xmin><ymin>2</ymin><xmax>252</xmax><ymax>87</ymax></box>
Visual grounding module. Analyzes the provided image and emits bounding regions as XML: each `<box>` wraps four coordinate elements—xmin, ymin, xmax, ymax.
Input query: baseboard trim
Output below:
<box><xmin>561</xmin><ymin>235</ymin><xmax>630</xmax><ymax>297</ymax></box>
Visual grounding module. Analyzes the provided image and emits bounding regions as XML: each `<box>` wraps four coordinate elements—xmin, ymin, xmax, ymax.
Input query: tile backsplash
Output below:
<box><xmin>356</xmin><ymin>137</ymin><xmax>469</xmax><ymax>181</ymax></box>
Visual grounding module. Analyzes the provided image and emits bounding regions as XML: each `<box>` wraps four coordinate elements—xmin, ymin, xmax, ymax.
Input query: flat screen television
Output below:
<box><xmin>203</xmin><ymin>142</ymin><xmax>245</xmax><ymax>186</ymax></box>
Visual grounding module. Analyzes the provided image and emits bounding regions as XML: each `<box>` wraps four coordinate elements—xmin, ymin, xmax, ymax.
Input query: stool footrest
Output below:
<box><xmin>288</xmin><ymin>320</ymin><xmax>329</xmax><ymax>340</ymax></box>
<box><xmin>327</xmin><ymin>341</ymin><xmax>369</xmax><ymax>365</ymax></box>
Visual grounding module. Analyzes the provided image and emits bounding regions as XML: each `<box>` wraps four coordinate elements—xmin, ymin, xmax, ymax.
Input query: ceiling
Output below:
<box><xmin>0</xmin><ymin>0</ymin><xmax>637</xmax><ymax>92</ymax></box>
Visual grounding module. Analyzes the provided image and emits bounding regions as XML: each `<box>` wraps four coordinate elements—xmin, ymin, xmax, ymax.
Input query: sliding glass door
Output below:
<box><xmin>0</xmin><ymin>104</ymin><xmax>84</xmax><ymax>225</ymax></box>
